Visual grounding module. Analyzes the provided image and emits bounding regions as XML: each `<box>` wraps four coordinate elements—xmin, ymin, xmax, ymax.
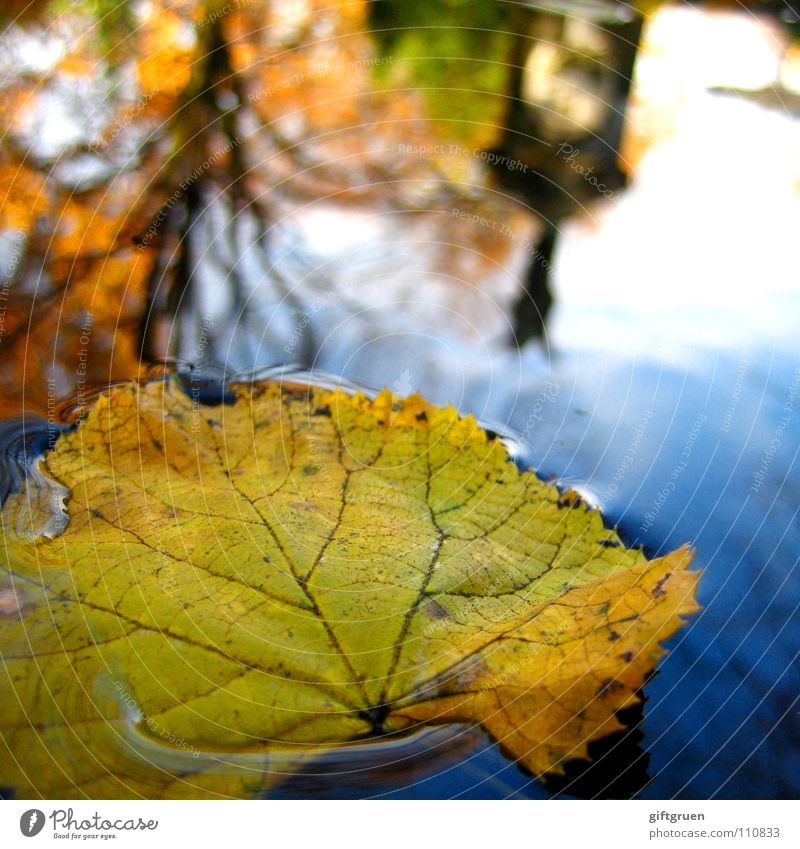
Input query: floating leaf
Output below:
<box><xmin>0</xmin><ymin>378</ymin><xmax>699</xmax><ymax>798</ymax></box>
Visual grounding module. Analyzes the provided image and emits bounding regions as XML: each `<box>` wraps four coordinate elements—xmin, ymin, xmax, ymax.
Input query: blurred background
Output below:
<box><xmin>1</xmin><ymin>0</ymin><xmax>799</xmax><ymax>798</ymax></box>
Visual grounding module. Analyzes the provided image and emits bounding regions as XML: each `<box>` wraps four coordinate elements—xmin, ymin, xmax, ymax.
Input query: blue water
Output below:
<box><xmin>176</xmin><ymin>205</ymin><xmax>800</xmax><ymax>798</ymax></box>
<box><xmin>296</xmin><ymin>340</ymin><xmax>800</xmax><ymax>799</ymax></box>
<box><xmin>510</xmin><ymin>346</ymin><xmax>800</xmax><ymax>799</ymax></box>
<box><xmin>4</xmin><ymin>90</ymin><xmax>799</xmax><ymax>798</ymax></box>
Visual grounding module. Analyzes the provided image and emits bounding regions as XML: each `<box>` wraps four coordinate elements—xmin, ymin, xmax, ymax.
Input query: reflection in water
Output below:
<box><xmin>209</xmin><ymin>71</ymin><xmax>797</xmax><ymax>798</ymax></box>
<box><xmin>0</xmin><ymin>419</ymin><xmax>71</xmax><ymax>540</ymax></box>
<box><xmin>265</xmin><ymin>726</ymin><xmax>486</xmax><ymax>800</ymax></box>
<box><xmin>109</xmin><ymin>667</ymin><xmax>485</xmax><ymax>800</ymax></box>
<box><xmin>1</xmin><ymin>3</ymin><xmax>798</xmax><ymax>801</ymax></box>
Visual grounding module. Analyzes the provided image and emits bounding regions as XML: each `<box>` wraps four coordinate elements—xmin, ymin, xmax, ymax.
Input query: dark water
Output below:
<box><xmin>510</xmin><ymin>346</ymin><xmax>800</xmax><ymax>800</ymax></box>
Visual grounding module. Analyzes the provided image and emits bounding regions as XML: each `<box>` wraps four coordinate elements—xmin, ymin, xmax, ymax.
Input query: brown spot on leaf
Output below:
<box><xmin>652</xmin><ymin>572</ymin><xmax>672</xmax><ymax>598</ymax></box>
<box><xmin>557</xmin><ymin>490</ymin><xmax>585</xmax><ymax>510</ymax></box>
<box><xmin>596</xmin><ymin>678</ymin><xmax>625</xmax><ymax>697</ymax></box>
<box><xmin>423</xmin><ymin>599</ymin><xmax>449</xmax><ymax>620</ymax></box>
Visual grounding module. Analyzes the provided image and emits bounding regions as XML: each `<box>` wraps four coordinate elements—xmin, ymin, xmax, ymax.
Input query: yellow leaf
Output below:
<box><xmin>0</xmin><ymin>378</ymin><xmax>699</xmax><ymax>798</ymax></box>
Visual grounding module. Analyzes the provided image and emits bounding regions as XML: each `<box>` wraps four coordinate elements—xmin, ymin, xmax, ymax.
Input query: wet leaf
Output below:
<box><xmin>0</xmin><ymin>377</ymin><xmax>699</xmax><ymax>798</ymax></box>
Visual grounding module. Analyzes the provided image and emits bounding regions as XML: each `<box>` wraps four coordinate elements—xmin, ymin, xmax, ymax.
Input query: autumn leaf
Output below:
<box><xmin>0</xmin><ymin>377</ymin><xmax>699</xmax><ymax>798</ymax></box>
